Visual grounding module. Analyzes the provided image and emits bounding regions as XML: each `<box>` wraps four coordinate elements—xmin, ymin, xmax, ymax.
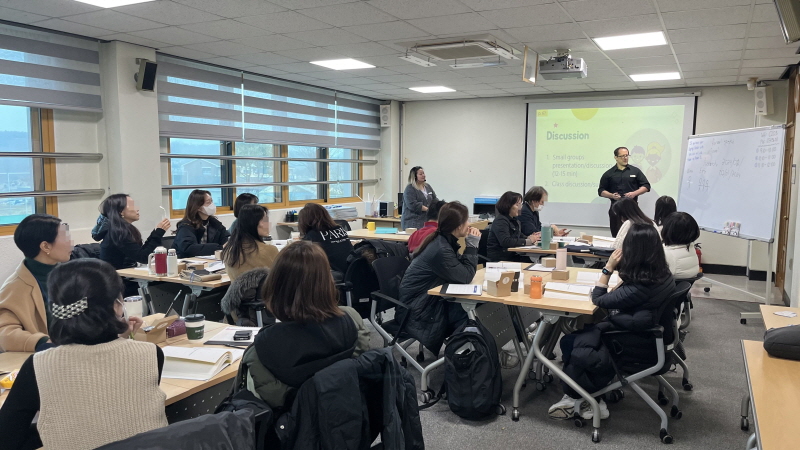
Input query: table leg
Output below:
<box><xmin>745</xmin><ymin>432</ymin><xmax>757</xmax><ymax>450</ymax></box>
<box><xmin>181</xmin><ymin>286</ymin><xmax>205</xmax><ymax>317</ymax></box>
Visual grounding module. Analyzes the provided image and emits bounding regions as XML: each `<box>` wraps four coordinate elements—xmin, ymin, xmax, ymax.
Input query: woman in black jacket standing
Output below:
<box><xmin>398</xmin><ymin>201</ymin><xmax>481</xmax><ymax>355</ymax></box>
<box><xmin>487</xmin><ymin>191</ymin><xmax>538</xmax><ymax>262</ymax></box>
<box><xmin>172</xmin><ymin>190</ymin><xmax>230</xmax><ymax>258</ymax></box>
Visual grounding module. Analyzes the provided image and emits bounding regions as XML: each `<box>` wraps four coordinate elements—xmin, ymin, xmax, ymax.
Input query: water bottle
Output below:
<box><xmin>148</xmin><ymin>246</ymin><xmax>168</xmax><ymax>276</ymax></box>
<box><xmin>167</xmin><ymin>249</ymin><xmax>178</xmax><ymax>277</ymax></box>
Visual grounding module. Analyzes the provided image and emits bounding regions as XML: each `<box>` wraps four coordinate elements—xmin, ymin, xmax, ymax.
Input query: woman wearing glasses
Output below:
<box><xmin>597</xmin><ymin>146</ymin><xmax>651</xmax><ymax>237</ymax></box>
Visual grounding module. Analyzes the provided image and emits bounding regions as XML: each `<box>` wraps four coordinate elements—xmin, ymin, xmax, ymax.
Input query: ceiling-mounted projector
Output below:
<box><xmin>539</xmin><ymin>52</ymin><xmax>587</xmax><ymax>80</ymax></box>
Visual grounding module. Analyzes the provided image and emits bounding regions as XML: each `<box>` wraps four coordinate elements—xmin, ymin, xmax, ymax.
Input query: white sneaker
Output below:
<box><xmin>548</xmin><ymin>394</ymin><xmax>579</xmax><ymax>419</ymax></box>
<box><xmin>579</xmin><ymin>399</ymin><xmax>610</xmax><ymax>420</ymax></box>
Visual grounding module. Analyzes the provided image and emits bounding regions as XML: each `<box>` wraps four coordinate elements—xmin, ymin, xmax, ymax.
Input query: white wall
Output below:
<box><xmin>398</xmin><ymin>83</ymin><xmax>789</xmax><ymax>273</ymax></box>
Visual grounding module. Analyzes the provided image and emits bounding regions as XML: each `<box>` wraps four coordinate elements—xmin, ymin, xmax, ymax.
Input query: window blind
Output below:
<box><xmin>335</xmin><ymin>93</ymin><xmax>381</xmax><ymax>150</ymax></box>
<box><xmin>243</xmin><ymin>74</ymin><xmax>336</xmax><ymax>147</ymax></box>
<box><xmin>0</xmin><ymin>24</ymin><xmax>101</xmax><ymax>112</ymax></box>
<box><xmin>156</xmin><ymin>55</ymin><xmax>243</xmax><ymax>141</ymax></box>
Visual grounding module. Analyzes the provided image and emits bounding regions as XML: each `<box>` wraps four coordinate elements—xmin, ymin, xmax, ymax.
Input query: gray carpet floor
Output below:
<box><xmin>372</xmin><ymin>297</ymin><xmax>766</xmax><ymax>449</ymax></box>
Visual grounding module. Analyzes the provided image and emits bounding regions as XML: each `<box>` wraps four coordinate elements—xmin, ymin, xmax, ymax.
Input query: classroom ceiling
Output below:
<box><xmin>2</xmin><ymin>0</ymin><xmax>799</xmax><ymax>101</ymax></box>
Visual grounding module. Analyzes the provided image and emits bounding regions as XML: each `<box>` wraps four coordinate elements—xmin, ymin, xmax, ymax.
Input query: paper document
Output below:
<box><xmin>544</xmin><ymin>291</ymin><xmax>591</xmax><ymax>302</ymax></box>
<box><xmin>194</xmin><ymin>255</ymin><xmax>218</xmax><ymax>260</ymax></box>
<box><xmin>442</xmin><ymin>284</ymin><xmax>482</xmax><ymax>295</ymax></box>
<box><xmin>552</xmin><ymin>237</ymin><xmax>577</xmax><ymax>242</ymax></box>
<box><xmin>205</xmin><ymin>326</ymin><xmax>262</xmax><ymax>345</ymax></box>
<box><xmin>486</xmin><ymin>262</ymin><xmax>522</xmax><ymax>272</ymax></box>
<box><xmin>576</xmin><ymin>272</ymin><xmax>620</xmax><ymax>286</ymax></box>
<box><xmin>545</xmin><ymin>282</ymin><xmax>592</xmax><ymax>296</ymax></box>
<box><xmin>161</xmin><ymin>346</ymin><xmax>244</xmax><ymax>381</ymax></box>
<box><xmin>774</xmin><ymin>311</ymin><xmax>798</xmax><ymax>318</ymax></box>
<box><xmin>525</xmin><ymin>264</ymin><xmax>555</xmax><ymax>272</ymax></box>
<box><xmin>206</xmin><ymin>261</ymin><xmax>225</xmax><ymax>273</ymax></box>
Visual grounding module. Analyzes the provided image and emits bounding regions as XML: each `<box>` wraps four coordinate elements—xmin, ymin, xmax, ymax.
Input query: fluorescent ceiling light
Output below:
<box><xmin>593</xmin><ymin>31</ymin><xmax>667</xmax><ymax>51</ymax></box>
<box><xmin>629</xmin><ymin>72</ymin><xmax>681</xmax><ymax>82</ymax></box>
<box><xmin>409</xmin><ymin>86</ymin><xmax>456</xmax><ymax>93</ymax></box>
<box><xmin>74</xmin><ymin>0</ymin><xmax>156</xmax><ymax>7</ymax></box>
<box><xmin>310</xmin><ymin>59</ymin><xmax>375</xmax><ymax>70</ymax></box>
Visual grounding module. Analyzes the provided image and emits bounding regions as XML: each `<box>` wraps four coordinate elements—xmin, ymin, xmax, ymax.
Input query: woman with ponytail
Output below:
<box><xmin>398</xmin><ymin>201</ymin><xmax>481</xmax><ymax>354</ymax></box>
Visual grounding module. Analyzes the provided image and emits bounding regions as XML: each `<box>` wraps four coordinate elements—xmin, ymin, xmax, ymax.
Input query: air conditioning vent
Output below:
<box><xmin>398</xmin><ymin>34</ymin><xmax>519</xmax><ymax>62</ymax></box>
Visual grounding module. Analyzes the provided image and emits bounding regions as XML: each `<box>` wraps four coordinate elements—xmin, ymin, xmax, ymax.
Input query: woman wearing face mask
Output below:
<box><xmin>519</xmin><ymin>186</ymin><xmax>569</xmax><ymax>238</ymax></box>
<box><xmin>172</xmin><ymin>190</ymin><xmax>230</xmax><ymax>258</ymax></box>
<box><xmin>487</xmin><ymin>191</ymin><xmax>538</xmax><ymax>262</ymax></box>
<box><xmin>0</xmin><ymin>259</ymin><xmax>167</xmax><ymax>450</ymax></box>
<box><xmin>222</xmin><ymin>204</ymin><xmax>278</xmax><ymax>281</ymax></box>
<box><xmin>0</xmin><ymin>214</ymin><xmax>73</xmax><ymax>352</ymax></box>
<box><xmin>401</xmin><ymin>166</ymin><xmax>438</xmax><ymax>230</ymax></box>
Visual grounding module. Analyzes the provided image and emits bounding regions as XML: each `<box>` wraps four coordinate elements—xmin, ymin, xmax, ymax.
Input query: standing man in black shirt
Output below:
<box><xmin>598</xmin><ymin>146</ymin><xmax>651</xmax><ymax>237</ymax></box>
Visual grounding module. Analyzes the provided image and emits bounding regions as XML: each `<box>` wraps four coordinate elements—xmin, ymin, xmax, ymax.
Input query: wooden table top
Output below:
<box><xmin>760</xmin><ymin>305</ymin><xmax>800</xmax><ymax>330</ymax></box>
<box><xmin>348</xmin><ymin>228</ymin><xmax>410</xmax><ymax>242</ymax></box>
<box><xmin>508</xmin><ymin>246</ymin><xmax>605</xmax><ymax>258</ymax></box>
<box><xmin>117</xmin><ymin>267</ymin><xmax>231</xmax><ymax>288</ymax></box>
<box><xmin>742</xmin><ymin>339</ymin><xmax>800</xmax><ymax>450</ymax></box>
<box><xmin>428</xmin><ymin>266</ymin><xmax>600</xmax><ymax>316</ymax></box>
<box><xmin>0</xmin><ymin>316</ymin><xmax>237</xmax><ymax>409</ymax></box>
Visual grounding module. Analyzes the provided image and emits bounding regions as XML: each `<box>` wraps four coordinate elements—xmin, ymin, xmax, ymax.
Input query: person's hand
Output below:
<box><xmin>123</xmin><ymin>316</ymin><xmax>144</xmax><ymax>338</ymax></box>
<box><xmin>465</xmin><ymin>228</ymin><xmax>481</xmax><ymax>247</ymax></box>
<box><xmin>607</xmin><ymin>248</ymin><xmax>623</xmax><ymax>270</ymax></box>
<box><xmin>612</xmin><ymin>193</ymin><xmax>622</xmax><ymax>200</ymax></box>
<box><xmin>421</xmin><ymin>206</ymin><xmax>428</xmax><ymax>212</ymax></box>
<box><xmin>554</xmin><ymin>228</ymin><xmax>567</xmax><ymax>237</ymax></box>
<box><xmin>157</xmin><ymin>218</ymin><xmax>171</xmax><ymax>231</ymax></box>
<box><xmin>529</xmin><ymin>232</ymin><xmax>541</xmax><ymax>242</ymax></box>
<box><xmin>467</xmin><ymin>226</ymin><xmax>481</xmax><ymax>237</ymax></box>
<box><xmin>624</xmin><ymin>192</ymin><xmax>637</xmax><ymax>199</ymax></box>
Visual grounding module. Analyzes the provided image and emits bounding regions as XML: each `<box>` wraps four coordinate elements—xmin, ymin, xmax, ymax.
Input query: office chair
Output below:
<box><xmin>337</xmin><ymin>256</ymin><xmax>380</xmax><ymax>320</ymax></box>
<box><xmin>334</xmin><ymin>219</ymin><xmax>352</xmax><ymax>231</ymax></box>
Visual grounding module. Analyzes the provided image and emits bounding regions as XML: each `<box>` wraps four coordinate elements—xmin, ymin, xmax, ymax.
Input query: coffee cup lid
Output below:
<box><xmin>184</xmin><ymin>314</ymin><xmax>205</xmax><ymax>322</ymax></box>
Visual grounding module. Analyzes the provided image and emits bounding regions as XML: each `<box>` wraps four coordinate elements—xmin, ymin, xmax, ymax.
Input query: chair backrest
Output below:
<box><xmin>161</xmin><ymin>235</ymin><xmax>175</xmax><ymax>251</ymax></box>
<box><xmin>372</xmin><ymin>256</ymin><xmax>410</xmax><ymax>302</ymax></box>
<box><xmin>658</xmin><ymin>281</ymin><xmax>691</xmax><ymax>346</ymax></box>
<box><xmin>340</xmin><ymin>256</ymin><xmax>380</xmax><ymax>317</ymax></box>
<box><xmin>478</xmin><ymin>228</ymin><xmax>490</xmax><ymax>260</ymax></box>
<box><xmin>334</xmin><ymin>220</ymin><xmax>352</xmax><ymax>231</ymax></box>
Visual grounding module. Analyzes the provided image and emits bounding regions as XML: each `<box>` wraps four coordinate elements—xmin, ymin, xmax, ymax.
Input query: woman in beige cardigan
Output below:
<box><xmin>0</xmin><ymin>214</ymin><xmax>73</xmax><ymax>352</ymax></box>
<box><xmin>222</xmin><ymin>204</ymin><xmax>279</xmax><ymax>281</ymax></box>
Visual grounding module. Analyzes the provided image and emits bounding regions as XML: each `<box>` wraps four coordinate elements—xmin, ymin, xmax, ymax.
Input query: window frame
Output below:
<box><xmin>0</xmin><ymin>108</ymin><xmax>58</xmax><ymax>236</ymax></box>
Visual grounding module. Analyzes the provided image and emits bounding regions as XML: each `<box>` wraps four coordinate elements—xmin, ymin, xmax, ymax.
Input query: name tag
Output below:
<box><xmin>630</xmin><ymin>174</ymin><xmax>636</xmax><ymax>177</ymax></box>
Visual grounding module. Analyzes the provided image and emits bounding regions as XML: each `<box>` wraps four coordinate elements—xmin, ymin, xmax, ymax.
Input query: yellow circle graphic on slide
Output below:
<box><xmin>571</xmin><ymin>108</ymin><xmax>599</xmax><ymax>121</ymax></box>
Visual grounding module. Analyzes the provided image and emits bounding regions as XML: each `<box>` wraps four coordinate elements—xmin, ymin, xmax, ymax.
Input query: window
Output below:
<box><xmin>234</xmin><ymin>142</ymin><xmax>280</xmax><ymax>204</ymax></box>
<box><xmin>288</xmin><ymin>145</ymin><xmax>321</xmax><ymax>202</ymax></box>
<box><xmin>168</xmin><ymin>138</ymin><xmax>227</xmax><ymax>212</ymax></box>
<box><xmin>328</xmin><ymin>148</ymin><xmax>358</xmax><ymax>200</ymax></box>
<box><xmin>0</xmin><ymin>105</ymin><xmax>56</xmax><ymax>232</ymax></box>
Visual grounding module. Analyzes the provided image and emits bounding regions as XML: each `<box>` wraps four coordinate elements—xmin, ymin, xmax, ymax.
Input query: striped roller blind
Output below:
<box><xmin>335</xmin><ymin>93</ymin><xmax>381</xmax><ymax>150</ymax></box>
<box><xmin>243</xmin><ymin>73</ymin><xmax>336</xmax><ymax>147</ymax></box>
<box><xmin>156</xmin><ymin>54</ymin><xmax>243</xmax><ymax>141</ymax></box>
<box><xmin>0</xmin><ymin>24</ymin><xmax>102</xmax><ymax>112</ymax></box>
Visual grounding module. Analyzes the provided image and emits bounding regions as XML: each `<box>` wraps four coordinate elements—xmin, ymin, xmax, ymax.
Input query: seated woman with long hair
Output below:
<box><xmin>399</xmin><ymin>201</ymin><xmax>481</xmax><ymax>356</ymax></box>
<box><xmin>243</xmin><ymin>241</ymin><xmax>370</xmax><ymax>409</ymax></box>
<box><xmin>653</xmin><ymin>195</ymin><xmax>677</xmax><ymax>233</ymax></box>
<box><xmin>549</xmin><ymin>224</ymin><xmax>675</xmax><ymax>421</ymax></box>
<box><xmin>612</xmin><ymin>198</ymin><xmax>656</xmax><ymax>249</ymax></box>
<box><xmin>222</xmin><ymin>204</ymin><xmax>278</xmax><ymax>281</ymax></box>
<box><xmin>298</xmin><ymin>203</ymin><xmax>353</xmax><ymax>275</ymax></box>
<box><xmin>487</xmin><ymin>191</ymin><xmax>538</xmax><ymax>262</ymax></box>
<box><xmin>661</xmin><ymin>212</ymin><xmax>701</xmax><ymax>279</ymax></box>
<box><xmin>172</xmin><ymin>190</ymin><xmax>229</xmax><ymax>258</ymax></box>
<box><xmin>0</xmin><ymin>259</ymin><xmax>167</xmax><ymax>450</ymax></box>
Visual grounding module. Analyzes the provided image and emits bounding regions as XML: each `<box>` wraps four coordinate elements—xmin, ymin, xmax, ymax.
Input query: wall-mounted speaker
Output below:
<box><xmin>134</xmin><ymin>58</ymin><xmax>158</xmax><ymax>92</ymax></box>
<box><xmin>755</xmin><ymin>85</ymin><xmax>774</xmax><ymax>116</ymax></box>
<box><xmin>380</xmin><ymin>104</ymin><xmax>391</xmax><ymax>127</ymax></box>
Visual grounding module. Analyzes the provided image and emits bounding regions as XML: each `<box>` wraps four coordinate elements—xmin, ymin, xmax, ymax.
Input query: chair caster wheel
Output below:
<box><xmin>682</xmin><ymin>380</ymin><xmax>693</xmax><ymax>391</ymax></box>
<box><xmin>511</xmin><ymin>408</ymin><xmax>520</xmax><ymax>421</ymax></box>
<box><xmin>660</xmin><ymin>428</ymin><xmax>673</xmax><ymax>444</ymax></box>
<box><xmin>528</xmin><ymin>371</ymin><xmax>537</xmax><ymax>381</ymax></box>
<box><xmin>419</xmin><ymin>389</ymin><xmax>435</xmax><ymax>404</ymax></box>
<box><xmin>607</xmin><ymin>389</ymin><xmax>624</xmax><ymax>404</ymax></box>
<box><xmin>741</xmin><ymin>319</ymin><xmax>747</xmax><ymax>325</ymax></box>
<box><xmin>535</xmin><ymin>381</ymin><xmax>546</xmax><ymax>391</ymax></box>
<box><xmin>741</xmin><ymin>417</ymin><xmax>749</xmax><ymax>431</ymax></box>
<box><xmin>670</xmin><ymin>405</ymin><xmax>682</xmax><ymax>419</ymax></box>
<box><xmin>542</xmin><ymin>373</ymin><xmax>554</xmax><ymax>383</ymax></box>
<box><xmin>574</xmin><ymin>418</ymin><xmax>584</xmax><ymax>428</ymax></box>
<box><xmin>658</xmin><ymin>391</ymin><xmax>669</xmax><ymax>405</ymax></box>
<box><xmin>495</xmin><ymin>404</ymin><xmax>506</xmax><ymax>415</ymax></box>
<box><xmin>592</xmin><ymin>428</ymin><xmax>601</xmax><ymax>443</ymax></box>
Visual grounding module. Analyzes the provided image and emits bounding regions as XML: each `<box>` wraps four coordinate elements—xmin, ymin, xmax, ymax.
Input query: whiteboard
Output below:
<box><xmin>677</xmin><ymin>125</ymin><xmax>785</xmax><ymax>242</ymax></box>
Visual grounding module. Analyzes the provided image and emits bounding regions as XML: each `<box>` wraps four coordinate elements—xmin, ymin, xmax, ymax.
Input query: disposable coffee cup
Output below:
<box><xmin>185</xmin><ymin>314</ymin><xmax>205</xmax><ymax>340</ymax></box>
<box><xmin>290</xmin><ymin>231</ymin><xmax>300</xmax><ymax>241</ymax></box>
<box><xmin>122</xmin><ymin>296</ymin><xmax>143</xmax><ymax>318</ymax></box>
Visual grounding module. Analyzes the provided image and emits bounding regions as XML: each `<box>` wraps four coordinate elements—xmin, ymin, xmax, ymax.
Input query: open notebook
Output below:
<box><xmin>161</xmin><ymin>347</ymin><xmax>244</xmax><ymax>381</ymax></box>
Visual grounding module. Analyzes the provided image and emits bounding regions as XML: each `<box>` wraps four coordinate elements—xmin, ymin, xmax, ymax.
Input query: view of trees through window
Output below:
<box><xmin>0</xmin><ymin>105</ymin><xmax>39</xmax><ymax>226</ymax></box>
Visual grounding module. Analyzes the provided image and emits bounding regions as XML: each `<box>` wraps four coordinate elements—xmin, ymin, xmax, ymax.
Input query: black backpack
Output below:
<box><xmin>430</xmin><ymin>318</ymin><xmax>504</xmax><ymax>420</ymax></box>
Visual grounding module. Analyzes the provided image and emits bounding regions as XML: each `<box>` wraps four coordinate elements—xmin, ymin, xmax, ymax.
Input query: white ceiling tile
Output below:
<box><xmin>116</xmin><ymin>1</ymin><xmax>223</xmax><ymax>26</ymax></box>
<box><xmin>323</xmin><ymin>42</ymin><xmax>397</xmax><ymax>57</ymax></box>
<box><xmin>747</xmin><ymin>22</ymin><xmax>784</xmax><ymax>38</ymax></box>
<box><xmin>283</xmin><ymin>28</ymin><xmax>368</xmax><ymax>46</ymax></box>
<box><xmin>298</xmin><ymin>3</ymin><xmax>396</xmax><ymax>27</ymax></box>
<box><xmin>479</xmin><ymin>3</ymin><xmax>572</xmax><ymax>29</ymax></box>
<box><xmin>129</xmin><ymin>27</ymin><xmax>218</xmax><ymax>46</ymax></box>
<box><xmin>249</xmin><ymin>66</ymin><xmax>287</xmax><ymax>76</ymax></box>
<box><xmin>634</xmin><ymin>80</ymin><xmax>686</xmax><ymax>89</ymax></box>
<box><xmin>202</xmin><ymin>56</ymin><xmax>259</xmax><ymax>69</ymax></box>
<box><xmin>682</xmin><ymin>69</ymin><xmax>740</xmax><ymax>78</ymax></box>
<box><xmin>179</xmin><ymin>20</ymin><xmax>273</xmax><ymax>40</ymax></box>
<box><xmin>624</xmin><ymin>63</ymin><xmax>680</xmax><ymax>73</ymax></box>
<box><xmin>578</xmin><ymin>15</ymin><xmax>663</xmax><ymax>38</ymax></box>
<box><xmin>603</xmin><ymin>46</ymin><xmax>674</xmax><ymax>60</ymax></box>
<box><xmin>746</xmin><ymin>36</ymin><xmax>797</xmax><ymax>49</ymax></box>
<box><xmin>656</xmin><ymin>0</ymin><xmax>751</xmax><ymax>12</ymax></box>
<box><xmin>412</xmin><ymin>71</ymin><xmax>469</xmax><ymax>82</ymax></box>
<box><xmin>347</xmin><ymin>67</ymin><xmax>399</xmax><ymax>77</ymax></box>
<box><xmin>744</xmin><ymin>48</ymin><xmax>799</xmax><ymax>59</ymax></box>
<box><xmin>741</xmin><ymin>57</ymin><xmax>800</xmax><ymax>67</ymax></box>
<box><xmin>268</xmin><ymin>0</ymin><xmax>359</xmax><ymax>10</ymax></box>
<box><xmin>365</xmin><ymin>74</ymin><xmax>423</xmax><ymax>83</ymax></box>
<box><xmin>685</xmin><ymin>76</ymin><xmax>739</xmax><ymax>84</ymax></box>
<box><xmin>524</xmin><ymin>39</ymin><xmax>598</xmax><ymax>54</ymax></box>
<box><xmin>63</xmin><ymin>10</ymin><xmax>165</xmax><ymax>33</ymax></box>
<box><xmin>0</xmin><ymin>6</ymin><xmax>49</xmax><ymax>24</ymax></box>
<box><xmin>460</xmin><ymin>89</ymin><xmax>508</xmax><ymax>95</ymax></box>
<box><xmin>544</xmin><ymin>84</ymin><xmax>594</xmax><ymax>92</ymax></box>
<box><xmin>561</xmin><ymin>0</ymin><xmax>656</xmax><ymax>22</ymax></box>
<box><xmin>172</xmin><ymin>0</ymin><xmax>286</xmax><ymax>19</ymax></box>
<box><xmin>230</xmin><ymin>52</ymin><xmax>299</xmax><ymax>65</ymax></box>
<box><xmin>1</xmin><ymin>0</ymin><xmax>100</xmax><ymax>17</ymax></box>
<box><xmin>739</xmin><ymin>67</ymin><xmax>789</xmax><ymax>78</ymax></box>
<box><xmin>230</xmin><ymin>35</ymin><xmax>314</xmax><ymax>51</ymax></box>
<box><xmin>583</xmin><ymin>75</ymin><xmax>630</xmax><ymax>83</ymax></box>
<box><xmin>677</xmin><ymin>50</ymin><xmax>743</xmax><ymax>63</ymax></box>
<box><xmin>615</xmin><ymin>55</ymin><xmax>677</xmax><ymax>67</ymax></box>
<box><xmin>507</xmin><ymin>23</ymin><xmax>586</xmax><ymax>42</ymax></box>
<box><xmin>274</xmin><ymin>73</ymin><xmax>321</xmax><ymax>83</ymax></box>
<box><xmin>29</xmin><ymin>18</ymin><xmax>113</xmax><ymax>37</ymax></box>
<box><xmin>99</xmin><ymin>33</ymin><xmax>169</xmax><ymax>49</ymax></box>
<box><xmin>234</xmin><ymin>11</ymin><xmax>333</xmax><ymax>34</ymax></box>
<box><xmin>368</xmin><ymin>0</ymin><xmax>470</xmax><ymax>20</ymax></box>
<box><xmin>459</xmin><ymin>0</ymin><xmax>554</xmax><ymax>11</ymax></box>
<box><xmin>158</xmin><ymin>45</ymin><xmax>218</xmax><ymax>60</ymax></box>
<box><xmin>662</xmin><ymin>7</ymin><xmax>751</xmax><ymax>29</ymax></box>
<box><xmin>351</xmin><ymin>83</ymin><xmax>398</xmax><ymax>91</ymax></box>
<box><xmin>751</xmin><ymin>3</ymin><xmax>780</xmax><ymax>23</ymax></box>
<box><xmin>183</xmin><ymin>40</ymin><xmax>262</xmax><ymax>56</ymax></box>
<box><xmin>342</xmin><ymin>21</ymin><xmax>430</xmax><ymax>41</ymax></box>
<box><xmin>668</xmin><ymin>24</ymin><xmax>748</xmax><ymax>43</ymax></box>
<box><xmin>680</xmin><ymin>60</ymin><xmax>740</xmax><ymax>70</ymax></box>
<box><xmin>272</xmin><ymin>47</ymin><xmax>346</xmax><ymax>61</ymax></box>
<box><xmin>585</xmin><ymin>68</ymin><xmax>626</xmax><ymax>78</ymax></box>
<box><xmin>672</xmin><ymin>39</ymin><xmax>745</xmax><ymax>53</ymax></box>
<box><xmin>357</xmin><ymin>55</ymin><xmax>412</xmax><ymax>67</ymax></box>
<box><xmin>586</xmin><ymin>81</ymin><xmax>636</xmax><ymax>89</ymax></box>
<box><xmin>265</xmin><ymin>62</ymin><xmax>330</xmax><ymax>73</ymax></box>
<box><xmin>407</xmin><ymin>13</ymin><xmax>498</xmax><ymax>36</ymax></box>
<box><xmin>309</xmin><ymin>70</ymin><xmax>367</xmax><ymax>80</ymax></box>
<box><xmin>336</xmin><ymin>77</ymin><xmax>385</xmax><ymax>85</ymax></box>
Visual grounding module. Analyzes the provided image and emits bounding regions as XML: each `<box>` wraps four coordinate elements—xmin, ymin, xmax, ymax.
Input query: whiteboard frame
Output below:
<box><xmin>680</xmin><ymin>124</ymin><xmax>786</xmax><ymax>243</ymax></box>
